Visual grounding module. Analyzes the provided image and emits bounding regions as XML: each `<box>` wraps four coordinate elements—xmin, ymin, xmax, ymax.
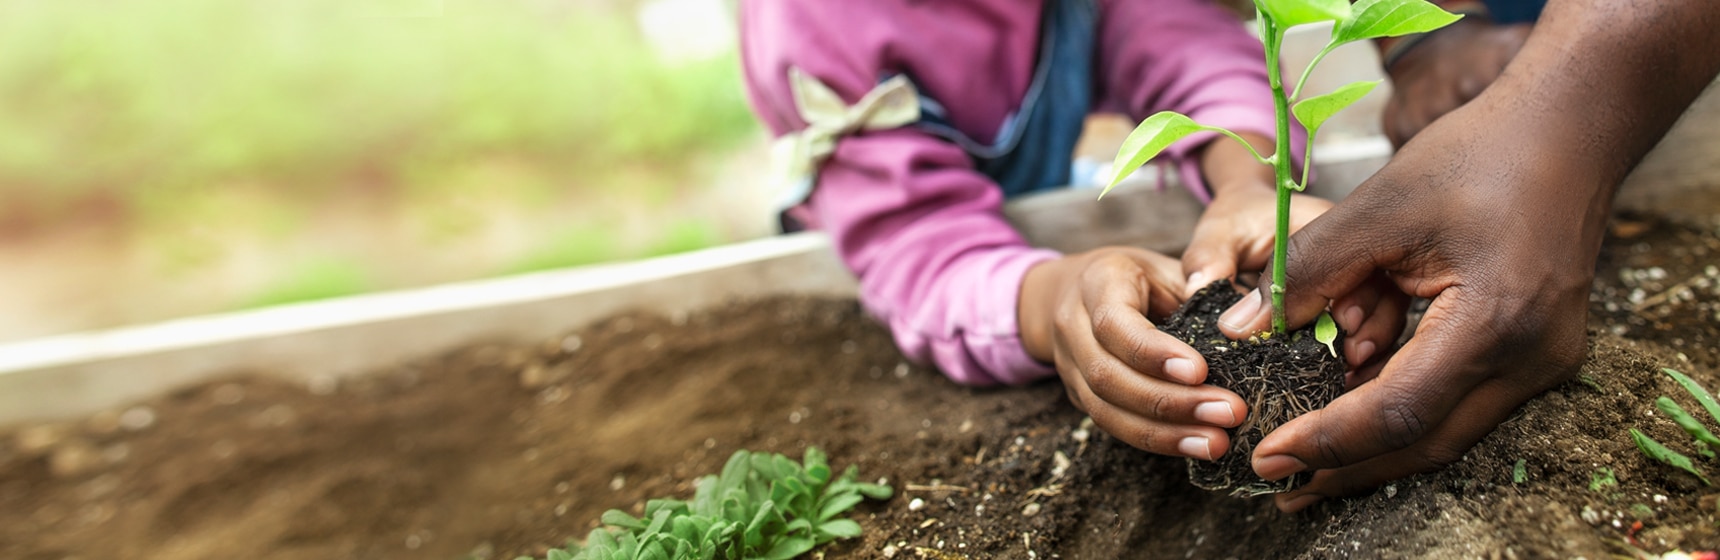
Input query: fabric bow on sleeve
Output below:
<box><xmin>770</xmin><ymin>67</ymin><xmax>922</xmax><ymax>209</ymax></box>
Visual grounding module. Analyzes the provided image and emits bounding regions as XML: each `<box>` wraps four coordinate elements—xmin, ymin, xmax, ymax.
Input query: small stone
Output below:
<box><xmin>561</xmin><ymin>335</ymin><xmax>584</xmax><ymax>353</ymax></box>
<box><xmin>908</xmin><ymin>498</ymin><xmax>925</xmax><ymax>511</ymax></box>
<box><xmin>118</xmin><ymin>407</ymin><xmax>156</xmax><ymax>431</ymax></box>
<box><xmin>882</xmin><ymin>544</ymin><xmax>898</xmax><ymax>558</ymax></box>
<box><xmin>15</xmin><ymin>424</ymin><xmax>69</xmax><ymax>457</ymax></box>
<box><xmin>520</xmin><ymin>362</ymin><xmax>574</xmax><ymax>389</ymax></box>
<box><xmin>1071</xmin><ymin>429</ymin><xmax>1089</xmax><ymax>443</ymax></box>
<box><xmin>610</xmin><ymin>475</ymin><xmax>626</xmax><ymax>491</ymax></box>
<box><xmin>1581</xmin><ymin>506</ymin><xmax>1601</xmax><ymax>525</ymax></box>
<box><xmin>1022</xmin><ymin>503</ymin><xmax>1042</xmax><ymax>517</ymax></box>
<box><xmin>212</xmin><ymin>384</ymin><xmax>245</xmax><ymax>405</ymax></box>
<box><xmin>895</xmin><ymin>363</ymin><xmax>911</xmax><ymax>378</ymax></box>
<box><xmin>49</xmin><ymin>440</ymin><xmax>102</xmax><ymax>478</ymax></box>
<box><xmin>1384</xmin><ymin>485</ymin><xmax>1398</xmax><ymax>499</ymax></box>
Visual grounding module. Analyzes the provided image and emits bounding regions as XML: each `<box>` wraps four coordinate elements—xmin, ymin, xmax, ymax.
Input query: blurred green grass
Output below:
<box><xmin>0</xmin><ymin>0</ymin><xmax>761</xmax><ymax>308</ymax></box>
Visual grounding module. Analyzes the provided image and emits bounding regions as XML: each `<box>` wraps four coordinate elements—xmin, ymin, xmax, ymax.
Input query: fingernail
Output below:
<box><xmin>1351</xmin><ymin>340</ymin><xmax>1377</xmax><ymax>368</ymax></box>
<box><xmin>1219</xmin><ymin>290</ymin><xmax>1266</xmax><ymax>333</ymax></box>
<box><xmin>1178</xmin><ymin>436</ymin><xmax>1214</xmax><ymax>460</ymax></box>
<box><xmin>1194</xmin><ymin>401</ymin><xmax>1238</xmax><ymax>426</ymax></box>
<box><xmin>1254</xmin><ymin>454</ymin><xmax>1308</xmax><ymax>480</ymax></box>
<box><xmin>1342</xmin><ymin>305</ymin><xmax>1364</xmax><ymax>332</ymax></box>
<box><xmin>1185</xmin><ymin>271</ymin><xmax>1209</xmax><ymax>297</ymax></box>
<box><xmin>1278</xmin><ymin>493</ymin><xmax>1324</xmax><ymax>512</ymax></box>
<box><xmin>1164</xmin><ymin>358</ymin><xmax>1201</xmax><ymax>385</ymax></box>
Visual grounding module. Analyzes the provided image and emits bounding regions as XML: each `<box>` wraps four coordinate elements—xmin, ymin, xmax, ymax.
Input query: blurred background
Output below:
<box><xmin>0</xmin><ymin>0</ymin><xmax>774</xmax><ymax>342</ymax></box>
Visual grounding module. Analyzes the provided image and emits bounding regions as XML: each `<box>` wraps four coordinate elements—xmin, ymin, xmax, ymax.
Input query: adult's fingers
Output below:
<box><xmin>1250</xmin><ymin>292</ymin><xmax>1497</xmax><ymax>480</ymax></box>
<box><xmin>1332</xmin><ymin>274</ymin><xmax>1410</xmax><ymax>369</ymax></box>
<box><xmin>1272</xmin><ymin>377</ymin><xmax>1533</xmax><ymax>512</ymax></box>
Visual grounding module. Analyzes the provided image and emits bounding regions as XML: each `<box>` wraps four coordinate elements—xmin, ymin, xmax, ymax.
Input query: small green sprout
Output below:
<box><xmin>1314</xmin><ymin>312</ymin><xmax>1338</xmax><ymax>357</ymax></box>
<box><xmin>1632</xmin><ymin>428</ymin><xmax>1711</xmax><ymax>486</ymax></box>
<box><xmin>1511</xmin><ymin>459</ymin><xmax>1528</xmax><ymax>484</ymax></box>
<box><xmin>524</xmin><ymin>447</ymin><xmax>892</xmax><ymax>560</ymax></box>
<box><xmin>1665</xmin><ymin>368</ymin><xmax>1720</xmax><ymax>422</ymax></box>
<box><xmin>1590</xmin><ymin>468</ymin><xmax>1618</xmax><ymax>492</ymax></box>
<box><xmin>1104</xmin><ymin>0</ymin><xmax>1461</xmax><ymax>334</ymax></box>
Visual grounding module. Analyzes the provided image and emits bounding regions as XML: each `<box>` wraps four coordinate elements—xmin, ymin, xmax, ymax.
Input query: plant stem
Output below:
<box><xmin>1262</xmin><ymin>16</ymin><xmax>1292</xmax><ymax>335</ymax></box>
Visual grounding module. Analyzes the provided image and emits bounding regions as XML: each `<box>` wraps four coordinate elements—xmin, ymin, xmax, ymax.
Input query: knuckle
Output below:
<box><xmin>1419</xmin><ymin>441</ymin><xmax>1467</xmax><ymax>469</ymax></box>
<box><xmin>1147</xmin><ymin>391</ymin><xmax>1176</xmax><ymax>421</ymax></box>
<box><xmin>1083</xmin><ymin>363</ymin><xmax>1120</xmax><ymax>399</ymax></box>
<box><xmin>1311</xmin><ymin>427</ymin><xmax>1349</xmax><ymax>469</ymax></box>
<box><xmin>1375</xmin><ymin>392</ymin><xmax>1430</xmax><ymax>451</ymax></box>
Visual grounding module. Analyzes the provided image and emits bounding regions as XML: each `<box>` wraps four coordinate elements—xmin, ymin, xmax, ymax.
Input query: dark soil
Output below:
<box><xmin>2</xmin><ymin>213</ymin><xmax>1719</xmax><ymax>560</ymax></box>
<box><xmin>1160</xmin><ymin>280</ymin><xmax>1347</xmax><ymax>497</ymax></box>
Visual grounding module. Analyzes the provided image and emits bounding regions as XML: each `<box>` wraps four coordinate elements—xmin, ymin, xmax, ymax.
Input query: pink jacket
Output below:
<box><xmin>742</xmin><ymin>0</ymin><xmax>1291</xmax><ymax>385</ymax></box>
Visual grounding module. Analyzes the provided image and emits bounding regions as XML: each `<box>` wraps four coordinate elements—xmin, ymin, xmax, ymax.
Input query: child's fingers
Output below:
<box><xmin>1073</xmin><ymin>252</ymin><xmax>1197</xmax><ymax>384</ymax></box>
<box><xmin>1055</xmin><ymin>302</ymin><xmax>1247</xmax><ymax>427</ymax></box>
<box><xmin>1058</xmin><ymin>343</ymin><xmax>1236</xmax><ymax>459</ymax></box>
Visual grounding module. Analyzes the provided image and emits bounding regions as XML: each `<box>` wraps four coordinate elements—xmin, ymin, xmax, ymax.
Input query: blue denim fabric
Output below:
<box><xmin>1483</xmin><ymin>0</ymin><xmax>1544</xmax><ymax>24</ymax></box>
<box><xmin>894</xmin><ymin>0</ymin><xmax>1096</xmax><ymax>199</ymax></box>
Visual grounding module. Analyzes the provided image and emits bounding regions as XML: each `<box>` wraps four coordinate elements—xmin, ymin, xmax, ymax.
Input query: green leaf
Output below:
<box><xmin>1103</xmin><ymin>111</ymin><xmax>1208</xmax><ymax>196</ymax></box>
<box><xmin>601</xmin><ymin>510</ymin><xmax>646</xmax><ymax>531</ymax></box>
<box><xmin>803</xmin><ymin>447</ymin><xmax>832</xmax><ymax>485</ymax></box>
<box><xmin>817</xmin><ymin>493</ymin><xmax>865</xmax><ymax>522</ymax></box>
<box><xmin>1261</xmin><ymin>0</ymin><xmax>1350</xmax><ymax>28</ymax></box>
<box><xmin>1292</xmin><ymin>80</ymin><xmax>1380</xmax><ymax>137</ymax></box>
<box><xmin>1334</xmin><ymin>0</ymin><xmax>1463</xmax><ymax>44</ymax></box>
<box><xmin>1313</xmin><ymin>312</ymin><xmax>1338</xmax><ymax>357</ymax></box>
<box><xmin>1511</xmin><ymin>459</ymin><xmax>1527</xmax><ymax>484</ymax></box>
<box><xmin>817</xmin><ymin>519</ymin><xmax>863</xmax><ymax>539</ymax></box>
<box><xmin>1655</xmin><ymin>396</ymin><xmax>1720</xmax><ymax>447</ymax></box>
<box><xmin>1589</xmin><ymin>468</ymin><xmax>1617</xmax><ymax>492</ymax></box>
<box><xmin>546</xmin><ymin>550</ymin><xmax>573</xmax><ymax>560</ymax></box>
<box><xmin>761</xmin><ymin>537</ymin><xmax>816</xmax><ymax>560</ymax></box>
<box><xmin>852</xmin><ymin>482</ymin><xmax>894</xmax><ymax>500</ymax></box>
<box><xmin>1632</xmin><ymin>428</ymin><xmax>1712</xmax><ymax>485</ymax></box>
<box><xmin>1664</xmin><ymin>368</ymin><xmax>1720</xmax><ymax>426</ymax></box>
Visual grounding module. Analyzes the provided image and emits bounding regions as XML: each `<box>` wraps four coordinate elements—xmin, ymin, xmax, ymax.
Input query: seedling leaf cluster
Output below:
<box><xmin>1633</xmin><ymin>368</ymin><xmax>1720</xmax><ymax>485</ymax></box>
<box><xmin>1103</xmin><ymin>0</ymin><xmax>1461</xmax><ymax>334</ymax></box>
<box><xmin>523</xmin><ymin>447</ymin><xmax>892</xmax><ymax>560</ymax></box>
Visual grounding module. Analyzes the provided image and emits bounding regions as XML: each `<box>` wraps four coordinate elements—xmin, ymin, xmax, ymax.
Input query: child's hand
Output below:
<box><xmin>1185</xmin><ymin>181</ymin><xmax>1411</xmax><ymax>372</ymax></box>
<box><xmin>1018</xmin><ymin>247</ymin><xmax>1249</xmax><ymax>460</ymax></box>
<box><xmin>1180</xmin><ymin>182</ymin><xmax>1332</xmax><ymax>299</ymax></box>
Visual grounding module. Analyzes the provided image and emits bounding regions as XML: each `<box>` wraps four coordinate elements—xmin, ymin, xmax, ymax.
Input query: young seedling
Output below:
<box><xmin>1633</xmin><ymin>369</ymin><xmax>1720</xmax><ymax>486</ymax></box>
<box><xmin>1104</xmin><ymin>0</ymin><xmax>1462</xmax><ymax>335</ymax></box>
<box><xmin>524</xmin><ymin>447</ymin><xmax>892</xmax><ymax>560</ymax></box>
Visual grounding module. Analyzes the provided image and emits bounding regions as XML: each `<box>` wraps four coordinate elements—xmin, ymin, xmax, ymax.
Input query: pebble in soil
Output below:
<box><xmin>1158</xmin><ymin>280</ymin><xmax>1347</xmax><ymax>497</ymax></box>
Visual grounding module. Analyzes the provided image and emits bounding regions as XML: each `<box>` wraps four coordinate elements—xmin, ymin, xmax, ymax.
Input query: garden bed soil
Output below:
<box><xmin>3</xmin><ymin>212</ymin><xmax>1720</xmax><ymax>559</ymax></box>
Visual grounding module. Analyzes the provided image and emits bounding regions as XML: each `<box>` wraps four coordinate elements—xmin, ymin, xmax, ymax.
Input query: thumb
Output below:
<box><xmin>1216</xmin><ymin>205</ymin><xmax>1381</xmax><ymax>338</ymax></box>
<box><xmin>1179</xmin><ymin>232</ymin><xmax>1242</xmax><ymax>300</ymax></box>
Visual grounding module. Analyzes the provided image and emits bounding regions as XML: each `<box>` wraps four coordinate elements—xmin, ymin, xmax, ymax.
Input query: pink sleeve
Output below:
<box><xmin>807</xmin><ymin>131</ymin><xmax>1061</xmax><ymax>386</ymax></box>
<box><xmin>1096</xmin><ymin>0</ymin><xmax>1307</xmax><ymax>201</ymax></box>
<box><xmin>740</xmin><ymin>1</ymin><xmax>1057</xmax><ymax>386</ymax></box>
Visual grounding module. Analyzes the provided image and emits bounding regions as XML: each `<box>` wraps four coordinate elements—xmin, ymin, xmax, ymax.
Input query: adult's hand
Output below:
<box><xmin>1219</xmin><ymin>0</ymin><xmax>1720</xmax><ymax>512</ymax></box>
<box><xmin>1380</xmin><ymin>17</ymin><xmax>1530</xmax><ymax>148</ymax></box>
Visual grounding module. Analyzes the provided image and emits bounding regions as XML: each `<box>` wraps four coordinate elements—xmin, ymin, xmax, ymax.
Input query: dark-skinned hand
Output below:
<box><xmin>1380</xmin><ymin>17</ymin><xmax>1530</xmax><ymax>148</ymax></box>
<box><xmin>1217</xmin><ymin>92</ymin><xmax>1603</xmax><ymax>514</ymax></box>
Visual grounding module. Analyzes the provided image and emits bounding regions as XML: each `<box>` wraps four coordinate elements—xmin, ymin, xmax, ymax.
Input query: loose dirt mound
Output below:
<box><xmin>1</xmin><ymin>214</ymin><xmax>1718</xmax><ymax>559</ymax></box>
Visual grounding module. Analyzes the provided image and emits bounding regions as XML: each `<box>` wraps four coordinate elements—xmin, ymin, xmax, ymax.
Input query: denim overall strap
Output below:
<box><xmin>899</xmin><ymin>0</ymin><xmax>1097</xmax><ymax>197</ymax></box>
<box><xmin>1481</xmin><ymin>0</ymin><xmax>1544</xmax><ymax>24</ymax></box>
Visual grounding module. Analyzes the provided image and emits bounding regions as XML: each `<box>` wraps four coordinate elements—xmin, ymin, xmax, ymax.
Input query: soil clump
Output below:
<box><xmin>1159</xmin><ymin>280</ymin><xmax>1346</xmax><ymax>497</ymax></box>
